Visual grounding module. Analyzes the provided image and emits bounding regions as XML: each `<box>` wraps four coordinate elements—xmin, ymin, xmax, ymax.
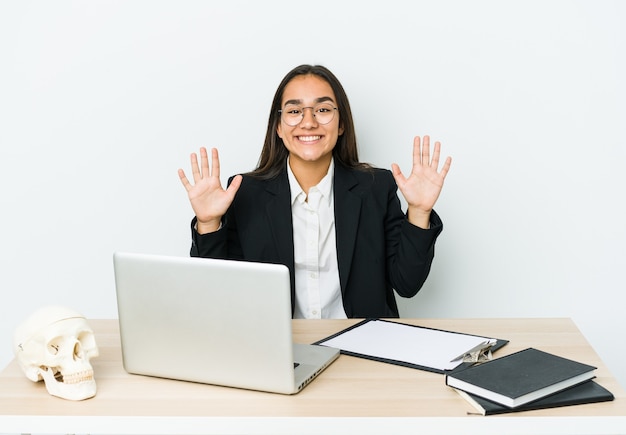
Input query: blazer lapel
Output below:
<box><xmin>333</xmin><ymin>164</ymin><xmax>361</xmax><ymax>293</ymax></box>
<box><xmin>263</xmin><ymin>171</ymin><xmax>295</xmax><ymax>273</ymax></box>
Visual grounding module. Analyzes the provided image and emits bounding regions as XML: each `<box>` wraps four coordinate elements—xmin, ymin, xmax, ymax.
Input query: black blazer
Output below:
<box><xmin>190</xmin><ymin>163</ymin><xmax>443</xmax><ymax>318</ymax></box>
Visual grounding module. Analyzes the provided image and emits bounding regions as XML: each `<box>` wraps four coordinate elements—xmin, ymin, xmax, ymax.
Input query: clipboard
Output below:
<box><xmin>314</xmin><ymin>319</ymin><xmax>508</xmax><ymax>374</ymax></box>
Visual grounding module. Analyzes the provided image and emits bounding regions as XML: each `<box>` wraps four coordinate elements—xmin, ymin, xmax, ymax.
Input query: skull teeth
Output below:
<box><xmin>58</xmin><ymin>370</ymin><xmax>95</xmax><ymax>384</ymax></box>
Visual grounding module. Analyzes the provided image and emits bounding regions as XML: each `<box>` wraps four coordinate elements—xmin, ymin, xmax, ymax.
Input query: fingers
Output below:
<box><xmin>430</xmin><ymin>140</ymin><xmax>441</xmax><ymax>169</ymax></box>
<box><xmin>183</xmin><ymin>147</ymin><xmax>218</xmax><ymax>185</ymax></box>
<box><xmin>413</xmin><ymin>135</ymin><xmax>437</xmax><ymax>167</ymax></box>
<box><xmin>190</xmin><ymin>149</ymin><xmax>202</xmax><ymax>183</ymax></box>
<box><xmin>415</xmin><ymin>136</ymin><xmax>431</xmax><ymax>166</ymax></box>
<box><xmin>209</xmin><ymin>147</ymin><xmax>219</xmax><ymax>180</ymax></box>
<box><xmin>414</xmin><ymin>136</ymin><xmax>450</xmax><ymax>174</ymax></box>
<box><xmin>413</xmin><ymin>136</ymin><xmax>422</xmax><ymax>166</ymax></box>
<box><xmin>390</xmin><ymin>163</ymin><xmax>407</xmax><ymax>187</ymax></box>
<box><xmin>178</xmin><ymin>168</ymin><xmax>192</xmax><ymax>191</ymax></box>
<box><xmin>429</xmin><ymin>142</ymin><xmax>452</xmax><ymax>179</ymax></box>
<box><xmin>190</xmin><ymin>147</ymin><xmax>216</xmax><ymax>181</ymax></box>
<box><xmin>226</xmin><ymin>174</ymin><xmax>243</xmax><ymax>199</ymax></box>
<box><xmin>439</xmin><ymin>156</ymin><xmax>452</xmax><ymax>179</ymax></box>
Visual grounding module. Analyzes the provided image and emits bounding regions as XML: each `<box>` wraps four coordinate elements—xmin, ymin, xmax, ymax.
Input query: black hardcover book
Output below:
<box><xmin>454</xmin><ymin>380</ymin><xmax>614</xmax><ymax>415</ymax></box>
<box><xmin>445</xmin><ymin>348</ymin><xmax>597</xmax><ymax>408</ymax></box>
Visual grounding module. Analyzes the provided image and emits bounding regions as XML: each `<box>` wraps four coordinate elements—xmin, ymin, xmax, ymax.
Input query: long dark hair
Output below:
<box><xmin>247</xmin><ymin>64</ymin><xmax>370</xmax><ymax>179</ymax></box>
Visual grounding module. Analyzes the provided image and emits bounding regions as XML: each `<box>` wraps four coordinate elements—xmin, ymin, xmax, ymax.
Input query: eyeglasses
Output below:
<box><xmin>279</xmin><ymin>103</ymin><xmax>338</xmax><ymax>126</ymax></box>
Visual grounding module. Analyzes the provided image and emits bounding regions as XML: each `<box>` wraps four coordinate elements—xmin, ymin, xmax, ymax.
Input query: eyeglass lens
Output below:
<box><xmin>281</xmin><ymin>103</ymin><xmax>337</xmax><ymax>126</ymax></box>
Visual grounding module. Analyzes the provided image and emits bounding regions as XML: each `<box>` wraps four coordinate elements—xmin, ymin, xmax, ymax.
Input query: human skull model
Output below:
<box><xmin>13</xmin><ymin>305</ymin><xmax>99</xmax><ymax>400</ymax></box>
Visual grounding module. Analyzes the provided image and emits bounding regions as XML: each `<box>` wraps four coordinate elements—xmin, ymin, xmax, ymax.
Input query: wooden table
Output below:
<box><xmin>1</xmin><ymin>318</ymin><xmax>625</xmax><ymax>434</ymax></box>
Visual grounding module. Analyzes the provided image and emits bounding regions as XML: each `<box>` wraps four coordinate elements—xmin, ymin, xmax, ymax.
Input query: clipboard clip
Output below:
<box><xmin>450</xmin><ymin>339</ymin><xmax>497</xmax><ymax>363</ymax></box>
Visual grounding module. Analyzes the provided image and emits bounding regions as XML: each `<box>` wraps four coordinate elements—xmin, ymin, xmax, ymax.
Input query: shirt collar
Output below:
<box><xmin>287</xmin><ymin>157</ymin><xmax>334</xmax><ymax>206</ymax></box>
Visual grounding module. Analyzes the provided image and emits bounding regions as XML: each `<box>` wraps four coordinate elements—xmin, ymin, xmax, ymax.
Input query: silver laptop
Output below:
<box><xmin>113</xmin><ymin>251</ymin><xmax>339</xmax><ymax>394</ymax></box>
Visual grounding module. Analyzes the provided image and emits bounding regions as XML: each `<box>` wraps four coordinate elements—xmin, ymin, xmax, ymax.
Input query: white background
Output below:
<box><xmin>1</xmin><ymin>0</ymin><xmax>624</xmax><ymax>389</ymax></box>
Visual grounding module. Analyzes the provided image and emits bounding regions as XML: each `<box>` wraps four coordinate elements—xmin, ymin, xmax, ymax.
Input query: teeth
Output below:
<box><xmin>299</xmin><ymin>136</ymin><xmax>320</xmax><ymax>141</ymax></box>
<box><xmin>59</xmin><ymin>370</ymin><xmax>95</xmax><ymax>384</ymax></box>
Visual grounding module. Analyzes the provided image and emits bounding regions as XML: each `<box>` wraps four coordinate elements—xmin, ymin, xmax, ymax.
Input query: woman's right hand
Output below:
<box><xmin>178</xmin><ymin>147</ymin><xmax>242</xmax><ymax>234</ymax></box>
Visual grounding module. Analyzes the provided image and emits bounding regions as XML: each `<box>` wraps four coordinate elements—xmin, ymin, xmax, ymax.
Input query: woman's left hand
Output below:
<box><xmin>391</xmin><ymin>135</ymin><xmax>452</xmax><ymax>229</ymax></box>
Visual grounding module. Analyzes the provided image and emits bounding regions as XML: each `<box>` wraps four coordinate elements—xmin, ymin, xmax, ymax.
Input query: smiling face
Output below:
<box><xmin>276</xmin><ymin>74</ymin><xmax>344</xmax><ymax>173</ymax></box>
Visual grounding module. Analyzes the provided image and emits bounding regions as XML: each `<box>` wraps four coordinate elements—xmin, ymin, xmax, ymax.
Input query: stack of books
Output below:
<box><xmin>445</xmin><ymin>347</ymin><xmax>614</xmax><ymax>415</ymax></box>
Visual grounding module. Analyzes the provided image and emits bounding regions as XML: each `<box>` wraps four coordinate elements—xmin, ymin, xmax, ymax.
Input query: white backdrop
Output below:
<box><xmin>1</xmin><ymin>1</ymin><xmax>625</xmax><ymax>389</ymax></box>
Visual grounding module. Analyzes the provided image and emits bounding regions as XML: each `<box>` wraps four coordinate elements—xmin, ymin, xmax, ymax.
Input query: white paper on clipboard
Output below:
<box><xmin>317</xmin><ymin>319</ymin><xmax>496</xmax><ymax>372</ymax></box>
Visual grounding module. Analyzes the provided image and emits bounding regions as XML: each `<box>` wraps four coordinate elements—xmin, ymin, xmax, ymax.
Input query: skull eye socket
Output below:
<box><xmin>47</xmin><ymin>337</ymin><xmax>63</xmax><ymax>356</ymax></box>
<box><xmin>78</xmin><ymin>331</ymin><xmax>96</xmax><ymax>352</ymax></box>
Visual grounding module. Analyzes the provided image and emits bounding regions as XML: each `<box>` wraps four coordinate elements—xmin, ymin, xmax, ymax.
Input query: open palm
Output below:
<box><xmin>391</xmin><ymin>136</ymin><xmax>451</xmax><ymax>226</ymax></box>
<box><xmin>178</xmin><ymin>147</ymin><xmax>242</xmax><ymax>233</ymax></box>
